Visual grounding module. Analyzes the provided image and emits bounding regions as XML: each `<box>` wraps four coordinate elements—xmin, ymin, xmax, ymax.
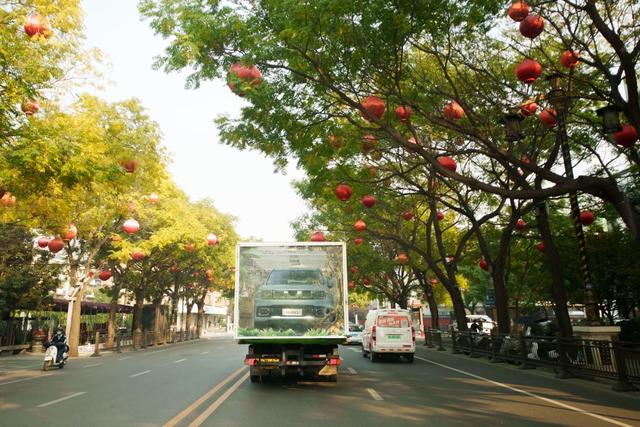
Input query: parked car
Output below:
<box><xmin>346</xmin><ymin>324</ymin><xmax>363</xmax><ymax>345</ymax></box>
<box><xmin>361</xmin><ymin>309</ymin><xmax>415</xmax><ymax>363</ymax></box>
<box><xmin>451</xmin><ymin>314</ymin><xmax>496</xmax><ymax>334</ymax></box>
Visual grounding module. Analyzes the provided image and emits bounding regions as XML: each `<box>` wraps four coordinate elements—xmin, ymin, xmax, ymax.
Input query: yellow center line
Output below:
<box><xmin>188</xmin><ymin>372</ymin><xmax>249</xmax><ymax>427</ymax></box>
<box><xmin>162</xmin><ymin>365</ymin><xmax>247</xmax><ymax>427</ymax></box>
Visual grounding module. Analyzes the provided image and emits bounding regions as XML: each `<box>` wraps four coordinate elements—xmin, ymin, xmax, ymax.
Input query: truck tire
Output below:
<box><xmin>250</xmin><ymin>375</ymin><xmax>260</xmax><ymax>383</ymax></box>
<box><xmin>361</xmin><ymin>344</ymin><xmax>368</xmax><ymax>357</ymax></box>
<box><xmin>370</xmin><ymin>351</ymin><xmax>378</xmax><ymax>363</ymax></box>
<box><xmin>406</xmin><ymin>354</ymin><xmax>414</xmax><ymax>363</ymax></box>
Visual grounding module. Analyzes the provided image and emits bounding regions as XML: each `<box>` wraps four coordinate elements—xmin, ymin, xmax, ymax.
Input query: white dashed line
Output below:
<box><xmin>366</xmin><ymin>388</ymin><xmax>383</xmax><ymax>401</ymax></box>
<box><xmin>174</xmin><ymin>358</ymin><xmax>187</xmax><ymax>363</ymax></box>
<box><xmin>349</xmin><ymin>347</ymin><xmax>362</xmax><ymax>353</ymax></box>
<box><xmin>129</xmin><ymin>370</ymin><xmax>151</xmax><ymax>378</ymax></box>
<box><xmin>118</xmin><ymin>356</ymin><xmax>131</xmax><ymax>360</ymax></box>
<box><xmin>200</xmin><ymin>351</ymin><xmax>210</xmax><ymax>355</ymax></box>
<box><xmin>414</xmin><ymin>356</ymin><xmax>632</xmax><ymax>427</ymax></box>
<box><xmin>347</xmin><ymin>367</ymin><xmax>357</xmax><ymax>374</ymax></box>
<box><xmin>36</xmin><ymin>391</ymin><xmax>86</xmax><ymax>407</ymax></box>
<box><xmin>83</xmin><ymin>363</ymin><xmax>103</xmax><ymax>368</ymax></box>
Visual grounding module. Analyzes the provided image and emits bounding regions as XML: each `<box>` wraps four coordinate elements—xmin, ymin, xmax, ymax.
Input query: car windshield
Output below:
<box><xmin>349</xmin><ymin>325</ymin><xmax>363</xmax><ymax>332</ymax></box>
<box><xmin>267</xmin><ymin>269</ymin><xmax>323</xmax><ymax>286</ymax></box>
<box><xmin>377</xmin><ymin>316</ymin><xmax>410</xmax><ymax>328</ymax></box>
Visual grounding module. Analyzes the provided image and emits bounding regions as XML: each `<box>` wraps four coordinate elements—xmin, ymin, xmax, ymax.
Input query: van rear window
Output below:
<box><xmin>377</xmin><ymin>316</ymin><xmax>410</xmax><ymax>328</ymax></box>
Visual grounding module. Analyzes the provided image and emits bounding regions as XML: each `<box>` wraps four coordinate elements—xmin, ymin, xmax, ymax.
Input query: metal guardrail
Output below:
<box><xmin>445</xmin><ymin>330</ymin><xmax>640</xmax><ymax>392</ymax></box>
<box><xmin>86</xmin><ymin>329</ymin><xmax>201</xmax><ymax>355</ymax></box>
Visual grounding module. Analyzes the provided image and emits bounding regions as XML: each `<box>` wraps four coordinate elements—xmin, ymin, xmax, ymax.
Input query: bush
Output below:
<box><xmin>618</xmin><ymin>318</ymin><xmax>640</xmax><ymax>343</ymax></box>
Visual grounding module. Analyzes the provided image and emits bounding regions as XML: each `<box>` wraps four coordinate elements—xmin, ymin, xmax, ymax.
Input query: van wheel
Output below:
<box><xmin>406</xmin><ymin>354</ymin><xmax>414</xmax><ymax>363</ymax></box>
<box><xmin>361</xmin><ymin>344</ymin><xmax>368</xmax><ymax>357</ymax></box>
<box><xmin>370</xmin><ymin>351</ymin><xmax>378</xmax><ymax>363</ymax></box>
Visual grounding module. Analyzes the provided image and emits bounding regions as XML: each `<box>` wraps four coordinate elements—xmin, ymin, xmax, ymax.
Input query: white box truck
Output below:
<box><xmin>235</xmin><ymin>242</ymin><xmax>348</xmax><ymax>382</ymax></box>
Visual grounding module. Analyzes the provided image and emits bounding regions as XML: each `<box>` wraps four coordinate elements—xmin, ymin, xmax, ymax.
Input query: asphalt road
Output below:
<box><xmin>1</xmin><ymin>336</ymin><xmax>639</xmax><ymax>427</ymax></box>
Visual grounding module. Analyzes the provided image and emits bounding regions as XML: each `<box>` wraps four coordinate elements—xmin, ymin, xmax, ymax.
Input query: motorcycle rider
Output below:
<box><xmin>50</xmin><ymin>328</ymin><xmax>68</xmax><ymax>362</ymax></box>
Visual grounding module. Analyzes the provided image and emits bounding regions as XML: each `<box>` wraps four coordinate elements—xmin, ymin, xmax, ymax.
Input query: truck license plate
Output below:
<box><xmin>282</xmin><ymin>308</ymin><xmax>302</xmax><ymax>316</ymax></box>
<box><xmin>260</xmin><ymin>358</ymin><xmax>279</xmax><ymax>363</ymax></box>
<box><xmin>387</xmin><ymin>334</ymin><xmax>401</xmax><ymax>339</ymax></box>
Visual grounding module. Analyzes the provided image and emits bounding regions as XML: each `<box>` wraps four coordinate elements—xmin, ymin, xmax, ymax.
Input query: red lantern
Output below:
<box><xmin>361</xmin><ymin>195</ymin><xmax>376</xmax><ymax>208</ymax></box>
<box><xmin>99</xmin><ymin>271</ymin><xmax>112</xmax><ymax>281</ymax></box>
<box><xmin>123</xmin><ymin>218</ymin><xmax>140</xmax><ymax>235</ymax></box>
<box><xmin>430</xmin><ymin>278</ymin><xmax>438</xmax><ymax>285</ymax></box>
<box><xmin>519</xmin><ymin>14</ymin><xmax>544</xmax><ymax>39</ymax></box>
<box><xmin>37</xmin><ymin>236</ymin><xmax>50</xmax><ymax>248</ymax></box>
<box><xmin>361</xmin><ymin>96</ymin><xmax>385</xmax><ymax>120</ymax></box>
<box><xmin>310</xmin><ymin>231</ymin><xmax>325</xmax><ymax>242</ymax></box>
<box><xmin>206</xmin><ymin>269</ymin><xmax>214</xmax><ymax>280</ymax></box>
<box><xmin>227</xmin><ymin>63</ymin><xmax>262</xmax><ymax>95</ymax></box>
<box><xmin>21</xmin><ymin>100</ymin><xmax>40</xmax><ymax>116</ymax></box>
<box><xmin>536</xmin><ymin>242</ymin><xmax>545</xmax><ymax>253</ymax></box>
<box><xmin>348</xmin><ymin>281</ymin><xmax>355</xmax><ymax>290</ymax></box>
<box><xmin>335</xmin><ymin>183</ymin><xmax>352</xmax><ymax>201</ymax></box>
<box><xmin>207</xmin><ymin>233</ymin><xmax>219</xmax><ymax>246</ymax></box>
<box><xmin>515</xmin><ymin>219</ymin><xmax>527</xmax><ymax>231</ymax></box>
<box><xmin>437</xmin><ymin>156</ymin><xmax>457</xmax><ymax>172</ymax></box>
<box><xmin>402</xmin><ymin>210</ymin><xmax>413</xmax><ymax>221</ymax></box>
<box><xmin>354</xmin><ymin>237</ymin><xmax>363</xmax><ymax>246</ymax></box>
<box><xmin>48</xmin><ymin>237</ymin><xmax>65</xmax><ymax>253</ymax></box>
<box><xmin>119</xmin><ymin>159</ymin><xmax>137</xmax><ymax>173</ymax></box>
<box><xmin>148</xmin><ymin>193</ymin><xmax>159</xmax><ymax>204</ymax></box>
<box><xmin>24</xmin><ymin>14</ymin><xmax>51</xmax><ymax>38</ymax></box>
<box><xmin>520</xmin><ymin>100</ymin><xmax>538</xmax><ymax>116</ymax></box>
<box><xmin>354</xmin><ymin>219</ymin><xmax>366</xmax><ymax>232</ymax></box>
<box><xmin>395</xmin><ymin>105</ymin><xmax>413</xmax><ymax>122</ymax></box>
<box><xmin>443</xmin><ymin>101</ymin><xmax>464</xmax><ymax>121</ymax></box>
<box><xmin>479</xmin><ymin>258</ymin><xmax>489</xmax><ymax>271</ymax></box>
<box><xmin>351</xmin><ymin>265</ymin><xmax>359</xmax><ymax>275</ymax></box>
<box><xmin>361</xmin><ymin>134</ymin><xmax>378</xmax><ymax>153</ymax></box>
<box><xmin>560</xmin><ymin>50</ymin><xmax>580</xmax><ymax>69</ymax></box>
<box><xmin>170</xmin><ymin>265</ymin><xmax>178</xmax><ymax>273</ymax></box>
<box><xmin>579</xmin><ymin>211</ymin><xmax>596</xmax><ymax>226</ymax></box>
<box><xmin>613</xmin><ymin>125</ymin><xmax>638</xmax><ymax>148</ymax></box>
<box><xmin>516</xmin><ymin>58</ymin><xmax>542</xmax><ymax>84</ymax></box>
<box><xmin>396</xmin><ymin>253</ymin><xmax>409</xmax><ymax>264</ymax></box>
<box><xmin>184</xmin><ymin>243</ymin><xmax>195</xmax><ymax>252</ymax></box>
<box><xmin>63</xmin><ymin>224</ymin><xmax>77</xmax><ymax>241</ymax></box>
<box><xmin>362</xmin><ymin>278</ymin><xmax>370</xmax><ymax>287</ymax></box>
<box><xmin>1</xmin><ymin>192</ymin><xmax>16</xmax><ymax>208</ymax></box>
<box><xmin>508</xmin><ymin>1</ymin><xmax>530</xmax><ymax>22</ymax></box>
<box><xmin>539</xmin><ymin>109</ymin><xmax>557</xmax><ymax>128</ymax></box>
<box><xmin>131</xmin><ymin>249</ymin><xmax>145</xmax><ymax>261</ymax></box>
<box><xmin>436</xmin><ymin>211</ymin><xmax>444</xmax><ymax>221</ymax></box>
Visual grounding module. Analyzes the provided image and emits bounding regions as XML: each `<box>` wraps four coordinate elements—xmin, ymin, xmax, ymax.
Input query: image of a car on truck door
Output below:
<box><xmin>253</xmin><ymin>268</ymin><xmax>336</xmax><ymax>332</ymax></box>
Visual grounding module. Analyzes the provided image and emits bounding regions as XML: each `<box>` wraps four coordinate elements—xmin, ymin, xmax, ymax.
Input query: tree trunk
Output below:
<box><xmin>133</xmin><ymin>289</ymin><xmax>144</xmax><ymax>346</ymax></box>
<box><xmin>426</xmin><ymin>290</ymin><xmax>439</xmax><ymax>328</ymax></box>
<box><xmin>185</xmin><ymin>302</ymin><xmax>194</xmax><ymax>339</ymax></box>
<box><xmin>106</xmin><ymin>284</ymin><xmax>121</xmax><ymax>348</ymax></box>
<box><xmin>491</xmin><ymin>266</ymin><xmax>511</xmax><ymax>334</ymax></box>
<box><xmin>153</xmin><ymin>301</ymin><xmax>162</xmax><ymax>345</ymax></box>
<box><xmin>170</xmin><ymin>284</ymin><xmax>179</xmax><ymax>328</ymax></box>
<box><xmin>196</xmin><ymin>301</ymin><xmax>205</xmax><ymax>338</ymax></box>
<box><xmin>68</xmin><ymin>284</ymin><xmax>83</xmax><ymax>357</ymax></box>
<box><xmin>537</xmin><ymin>202</ymin><xmax>573</xmax><ymax>338</ymax></box>
<box><xmin>450</xmin><ymin>287</ymin><xmax>468</xmax><ymax>332</ymax></box>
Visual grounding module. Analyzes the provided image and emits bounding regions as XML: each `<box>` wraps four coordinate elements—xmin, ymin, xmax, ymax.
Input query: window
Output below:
<box><xmin>377</xmin><ymin>316</ymin><xmax>410</xmax><ymax>328</ymax></box>
<box><xmin>267</xmin><ymin>269</ymin><xmax>323</xmax><ymax>285</ymax></box>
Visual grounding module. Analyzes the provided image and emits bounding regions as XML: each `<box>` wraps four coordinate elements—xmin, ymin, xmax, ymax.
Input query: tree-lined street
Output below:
<box><xmin>2</xmin><ymin>337</ymin><xmax>639</xmax><ymax>426</ymax></box>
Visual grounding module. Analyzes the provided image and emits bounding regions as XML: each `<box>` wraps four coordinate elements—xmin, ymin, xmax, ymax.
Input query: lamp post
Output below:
<box><xmin>546</xmin><ymin>73</ymin><xmax>599</xmax><ymax>324</ymax></box>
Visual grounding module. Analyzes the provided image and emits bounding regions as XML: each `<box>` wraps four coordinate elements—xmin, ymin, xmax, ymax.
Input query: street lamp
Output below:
<box><xmin>545</xmin><ymin>73</ymin><xmax>599</xmax><ymax>324</ymax></box>
<box><xmin>596</xmin><ymin>105</ymin><xmax>622</xmax><ymax>135</ymax></box>
<box><xmin>502</xmin><ymin>108</ymin><xmax>525</xmax><ymax>142</ymax></box>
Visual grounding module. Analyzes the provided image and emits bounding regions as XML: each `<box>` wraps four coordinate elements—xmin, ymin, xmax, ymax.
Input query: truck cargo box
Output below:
<box><xmin>235</xmin><ymin>242</ymin><xmax>347</xmax><ymax>345</ymax></box>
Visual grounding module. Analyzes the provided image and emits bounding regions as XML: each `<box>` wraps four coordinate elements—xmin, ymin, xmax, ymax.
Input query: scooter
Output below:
<box><xmin>43</xmin><ymin>342</ymin><xmax>69</xmax><ymax>371</ymax></box>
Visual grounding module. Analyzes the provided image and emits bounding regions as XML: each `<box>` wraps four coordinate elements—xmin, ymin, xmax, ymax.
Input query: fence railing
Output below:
<box><xmin>441</xmin><ymin>329</ymin><xmax>640</xmax><ymax>392</ymax></box>
<box><xmin>85</xmin><ymin>329</ymin><xmax>201</xmax><ymax>355</ymax></box>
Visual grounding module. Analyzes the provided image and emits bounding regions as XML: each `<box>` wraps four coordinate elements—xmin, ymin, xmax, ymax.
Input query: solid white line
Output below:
<box><xmin>118</xmin><ymin>356</ymin><xmax>131</xmax><ymax>360</ymax></box>
<box><xmin>366</xmin><ymin>388</ymin><xmax>383</xmax><ymax>401</ymax></box>
<box><xmin>0</xmin><ymin>373</ymin><xmax>55</xmax><ymax>387</ymax></box>
<box><xmin>36</xmin><ymin>391</ymin><xmax>86</xmax><ymax>408</ymax></box>
<box><xmin>347</xmin><ymin>367</ymin><xmax>358</xmax><ymax>374</ymax></box>
<box><xmin>83</xmin><ymin>363</ymin><xmax>103</xmax><ymax>368</ymax></box>
<box><xmin>174</xmin><ymin>358</ymin><xmax>187</xmax><ymax>363</ymax></box>
<box><xmin>188</xmin><ymin>373</ymin><xmax>249</xmax><ymax>427</ymax></box>
<box><xmin>129</xmin><ymin>370</ymin><xmax>151</xmax><ymax>378</ymax></box>
<box><xmin>414</xmin><ymin>356</ymin><xmax>632</xmax><ymax>427</ymax></box>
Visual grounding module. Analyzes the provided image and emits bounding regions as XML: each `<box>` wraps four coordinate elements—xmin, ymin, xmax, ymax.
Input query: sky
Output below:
<box><xmin>80</xmin><ymin>0</ymin><xmax>308</xmax><ymax>242</ymax></box>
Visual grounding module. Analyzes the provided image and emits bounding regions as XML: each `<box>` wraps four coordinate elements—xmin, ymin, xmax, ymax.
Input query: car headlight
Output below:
<box><xmin>257</xmin><ymin>307</ymin><xmax>271</xmax><ymax>317</ymax></box>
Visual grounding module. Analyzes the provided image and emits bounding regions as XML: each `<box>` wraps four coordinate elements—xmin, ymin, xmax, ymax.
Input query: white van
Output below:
<box><xmin>361</xmin><ymin>309</ymin><xmax>415</xmax><ymax>363</ymax></box>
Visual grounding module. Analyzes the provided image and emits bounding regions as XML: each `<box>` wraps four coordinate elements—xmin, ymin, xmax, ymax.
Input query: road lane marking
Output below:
<box><xmin>366</xmin><ymin>388</ymin><xmax>383</xmax><ymax>401</ymax></box>
<box><xmin>347</xmin><ymin>367</ymin><xmax>357</xmax><ymax>374</ymax></box>
<box><xmin>188</xmin><ymin>373</ymin><xmax>249</xmax><ymax>427</ymax></box>
<box><xmin>174</xmin><ymin>358</ymin><xmax>187</xmax><ymax>363</ymax></box>
<box><xmin>414</xmin><ymin>356</ymin><xmax>632</xmax><ymax>427</ymax></box>
<box><xmin>36</xmin><ymin>391</ymin><xmax>86</xmax><ymax>408</ymax></box>
<box><xmin>118</xmin><ymin>356</ymin><xmax>131</xmax><ymax>360</ymax></box>
<box><xmin>83</xmin><ymin>363</ymin><xmax>103</xmax><ymax>368</ymax></box>
<box><xmin>0</xmin><ymin>373</ymin><xmax>56</xmax><ymax>387</ymax></box>
<box><xmin>349</xmin><ymin>347</ymin><xmax>362</xmax><ymax>353</ymax></box>
<box><xmin>200</xmin><ymin>351</ymin><xmax>210</xmax><ymax>355</ymax></box>
<box><xmin>163</xmin><ymin>366</ymin><xmax>247</xmax><ymax>427</ymax></box>
<box><xmin>129</xmin><ymin>370</ymin><xmax>151</xmax><ymax>378</ymax></box>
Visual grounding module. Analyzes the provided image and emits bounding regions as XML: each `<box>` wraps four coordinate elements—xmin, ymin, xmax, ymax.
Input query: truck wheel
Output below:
<box><xmin>406</xmin><ymin>354</ymin><xmax>414</xmax><ymax>363</ymax></box>
<box><xmin>250</xmin><ymin>375</ymin><xmax>260</xmax><ymax>383</ymax></box>
<box><xmin>361</xmin><ymin>344</ymin><xmax>368</xmax><ymax>358</ymax></box>
<box><xmin>370</xmin><ymin>351</ymin><xmax>378</xmax><ymax>363</ymax></box>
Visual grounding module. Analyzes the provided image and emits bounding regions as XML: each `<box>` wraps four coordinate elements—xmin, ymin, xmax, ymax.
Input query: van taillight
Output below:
<box><xmin>411</xmin><ymin>326</ymin><xmax>416</xmax><ymax>343</ymax></box>
<box><xmin>372</xmin><ymin>325</ymin><xmax>376</xmax><ymax>342</ymax></box>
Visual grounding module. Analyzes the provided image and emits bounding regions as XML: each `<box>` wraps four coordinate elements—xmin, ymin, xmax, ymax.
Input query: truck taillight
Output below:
<box><xmin>327</xmin><ymin>357</ymin><xmax>341</xmax><ymax>366</ymax></box>
<box><xmin>245</xmin><ymin>357</ymin><xmax>257</xmax><ymax>366</ymax></box>
<box><xmin>372</xmin><ymin>325</ymin><xmax>376</xmax><ymax>342</ymax></box>
<box><xmin>411</xmin><ymin>326</ymin><xmax>416</xmax><ymax>343</ymax></box>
